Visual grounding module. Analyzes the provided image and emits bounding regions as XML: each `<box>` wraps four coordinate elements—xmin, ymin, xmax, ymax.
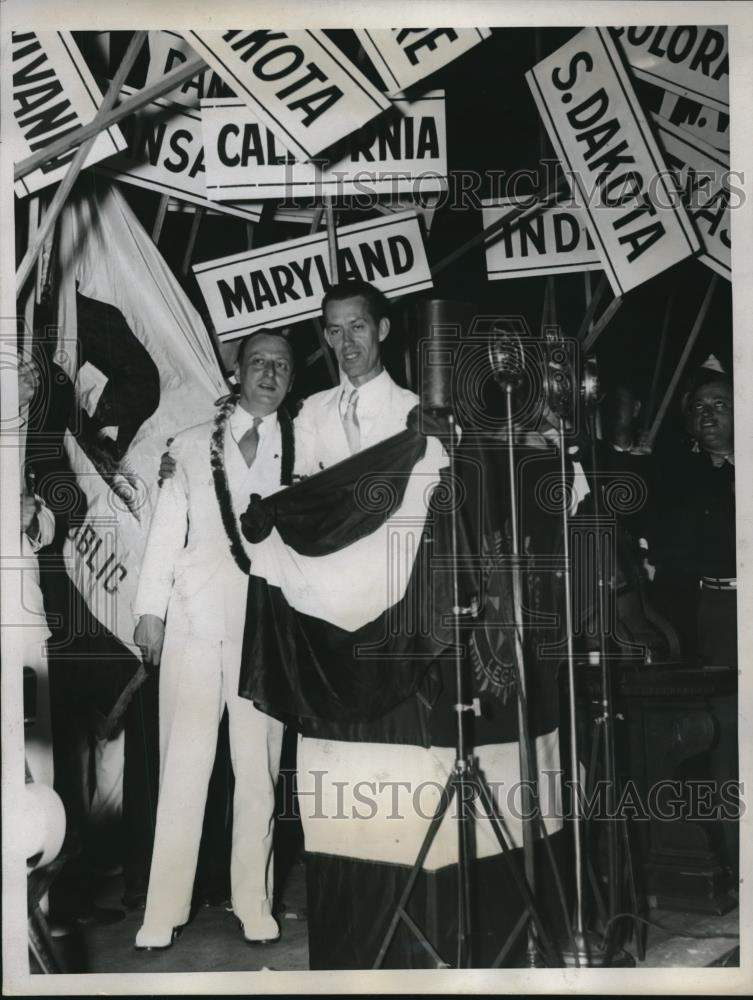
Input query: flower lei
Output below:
<box><xmin>210</xmin><ymin>394</ymin><xmax>295</xmax><ymax>574</ymax></box>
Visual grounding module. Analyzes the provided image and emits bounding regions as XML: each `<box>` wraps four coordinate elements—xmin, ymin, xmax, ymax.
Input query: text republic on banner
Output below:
<box><xmin>610</xmin><ymin>25</ymin><xmax>729</xmax><ymax>114</ymax></box>
<box><xmin>652</xmin><ymin>112</ymin><xmax>731</xmax><ymax>280</ymax></box>
<box><xmin>92</xmin><ymin>86</ymin><xmax>262</xmax><ymax>223</ymax></box>
<box><xmin>355</xmin><ymin>28</ymin><xmax>491</xmax><ymax>97</ymax></box>
<box><xmin>11</xmin><ymin>30</ymin><xmax>127</xmax><ymax>198</ymax></box>
<box><xmin>201</xmin><ymin>91</ymin><xmax>447</xmax><ymax>201</ymax></box>
<box><xmin>525</xmin><ymin>26</ymin><xmax>701</xmax><ymax>296</ymax></box>
<box><xmin>182</xmin><ymin>30</ymin><xmax>391</xmax><ymax>161</ymax></box>
<box><xmin>481</xmin><ymin>197</ymin><xmax>602</xmax><ymax>280</ymax></box>
<box><xmin>193</xmin><ymin>210</ymin><xmax>432</xmax><ymax>341</ymax></box>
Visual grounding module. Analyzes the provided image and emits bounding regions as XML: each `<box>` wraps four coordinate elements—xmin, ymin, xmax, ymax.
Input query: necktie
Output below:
<box><xmin>238</xmin><ymin>417</ymin><xmax>262</xmax><ymax>467</ymax></box>
<box><xmin>341</xmin><ymin>389</ymin><xmax>360</xmax><ymax>454</ymax></box>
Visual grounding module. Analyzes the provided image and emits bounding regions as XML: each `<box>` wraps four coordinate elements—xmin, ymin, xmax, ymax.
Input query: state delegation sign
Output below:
<box><xmin>143</xmin><ymin>30</ymin><xmax>234</xmax><ymax>107</ymax></box>
<box><xmin>610</xmin><ymin>26</ymin><xmax>728</xmax><ymax>114</ymax></box>
<box><xmin>526</xmin><ymin>27</ymin><xmax>700</xmax><ymax>296</ymax></box>
<box><xmin>356</xmin><ymin>28</ymin><xmax>491</xmax><ymax>96</ymax></box>
<box><xmin>653</xmin><ymin>113</ymin><xmax>731</xmax><ymax>280</ymax></box>
<box><xmin>658</xmin><ymin>89</ymin><xmax>729</xmax><ymax>152</ymax></box>
<box><xmin>182</xmin><ymin>30</ymin><xmax>391</xmax><ymax>160</ymax></box>
<box><xmin>11</xmin><ymin>30</ymin><xmax>126</xmax><ymax>197</ymax></box>
<box><xmin>193</xmin><ymin>210</ymin><xmax>432</xmax><ymax>341</ymax></box>
<box><xmin>93</xmin><ymin>88</ymin><xmax>262</xmax><ymax>222</ymax></box>
<box><xmin>482</xmin><ymin>198</ymin><xmax>602</xmax><ymax>280</ymax></box>
<box><xmin>201</xmin><ymin>91</ymin><xmax>447</xmax><ymax>200</ymax></box>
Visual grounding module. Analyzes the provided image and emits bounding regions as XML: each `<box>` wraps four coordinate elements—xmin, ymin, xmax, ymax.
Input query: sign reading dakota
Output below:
<box><xmin>653</xmin><ymin>113</ymin><xmax>731</xmax><ymax>280</ymax></box>
<box><xmin>356</xmin><ymin>28</ymin><xmax>491</xmax><ymax>96</ymax></box>
<box><xmin>143</xmin><ymin>30</ymin><xmax>234</xmax><ymax>107</ymax></box>
<box><xmin>193</xmin><ymin>211</ymin><xmax>432</xmax><ymax>341</ymax></box>
<box><xmin>610</xmin><ymin>26</ymin><xmax>729</xmax><ymax>114</ymax></box>
<box><xmin>11</xmin><ymin>31</ymin><xmax>126</xmax><ymax>197</ymax></box>
<box><xmin>526</xmin><ymin>27</ymin><xmax>700</xmax><ymax>296</ymax></box>
<box><xmin>201</xmin><ymin>91</ymin><xmax>447</xmax><ymax>200</ymax></box>
<box><xmin>182</xmin><ymin>30</ymin><xmax>391</xmax><ymax>160</ymax></box>
<box><xmin>482</xmin><ymin>198</ymin><xmax>602</xmax><ymax>280</ymax></box>
<box><xmin>93</xmin><ymin>88</ymin><xmax>262</xmax><ymax>222</ymax></box>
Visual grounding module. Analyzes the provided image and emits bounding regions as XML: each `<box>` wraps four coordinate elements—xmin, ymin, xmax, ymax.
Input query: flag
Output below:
<box><xmin>54</xmin><ymin>178</ymin><xmax>227</xmax><ymax>652</ymax></box>
<box><xmin>238</xmin><ymin>424</ymin><xmax>566</xmax><ymax>968</ymax></box>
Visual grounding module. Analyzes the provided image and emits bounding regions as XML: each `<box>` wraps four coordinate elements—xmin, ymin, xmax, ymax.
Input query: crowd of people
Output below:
<box><xmin>19</xmin><ymin>279</ymin><xmax>738</xmax><ymax>967</ymax></box>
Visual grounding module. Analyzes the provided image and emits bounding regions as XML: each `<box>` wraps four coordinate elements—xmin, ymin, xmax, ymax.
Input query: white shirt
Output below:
<box><xmin>336</xmin><ymin>368</ymin><xmax>392</xmax><ymax>447</ymax></box>
<box><xmin>228</xmin><ymin>405</ymin><xmax>282</xmax><ymax>501</ymax></box>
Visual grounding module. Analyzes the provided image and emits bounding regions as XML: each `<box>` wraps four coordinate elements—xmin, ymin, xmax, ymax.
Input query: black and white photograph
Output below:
<box><xmin>1</xmin><ymin>1</ymin><xmax>751</xmax><ymax>994</ymax></box>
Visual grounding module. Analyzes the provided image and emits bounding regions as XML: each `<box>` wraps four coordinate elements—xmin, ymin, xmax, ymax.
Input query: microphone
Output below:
<box><xmin>488</xmin><ymin>330</ymin><xmax>525</xmax><ymax>391</ymax></box>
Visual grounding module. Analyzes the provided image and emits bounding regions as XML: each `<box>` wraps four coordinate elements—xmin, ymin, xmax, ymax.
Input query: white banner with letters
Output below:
<box><xmin>356</xmin><ymin>28</ymin><xmax>491</xmax><ymax>96</ymax></box>
<box><xmin>201</xmin><ymin>91</ymin><xmax>447</xmax><ymax>200</ymax></box>
<box><xmin>182</xmin><ymin>30</ymin><xmax>390</xmax><ymax>160</ymax></box>
<box><xmin>93</xmin><ymin>88</ymin><xmax>262</xmax><ymax>222</ymax></box>
<box><xmin>610</xmin><ymin>26</ymin><xmax>728</xmax><ymax>114</ymax></box>
<box><xmin>193</xmin><ymin>210</ymin><xmax>432</xmax><ymax>341</ymax></box>
<box><xmin>482</xmin><ymin>197</ymin><xmax>602</xmax><ymax>280</ymax></box>
<box><xmin>658</xmin><ymin>89</ymin><xmax>729</xmax><ymax>152</ymax></box>
<box><xmin>143</xmin><ymin>30</ymin><xmax>234</xmax><ymax>107</ymax></box>
<box><xmin>653</xmin><ymin>113</ymin><xmax>731</xmax><ymax>280</ymax></box>
<box><xmin>10</xmin><ymin>30</ymin><xmax>126</xmax><ymax>197</ymax></box>
<box><xmin>526</xmin><ymin>27</ymin><xmax>700</xmax><ymax>296</ymax></box>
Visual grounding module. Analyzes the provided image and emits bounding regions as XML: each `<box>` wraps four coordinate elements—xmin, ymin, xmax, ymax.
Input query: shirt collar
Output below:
<box><xmin>690</xmin><ymin>440</ymin><xmax>735</xmax><ymax>466</ymax></box>
<box><xmin>230</xmin><ymin>404</ymin><xmax>277</xmax><ymax>440</ymax></box>
<box><xmin>339</xmin><ymin>367</ymin><xmax>389</xmax><ymax>408</ymax></box>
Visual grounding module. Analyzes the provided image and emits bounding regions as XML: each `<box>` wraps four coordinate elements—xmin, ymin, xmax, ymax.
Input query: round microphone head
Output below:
<box><xmin>488</xmin><ymin>331</ymin><xmax>525</xmax><ymax>390</ymax></box>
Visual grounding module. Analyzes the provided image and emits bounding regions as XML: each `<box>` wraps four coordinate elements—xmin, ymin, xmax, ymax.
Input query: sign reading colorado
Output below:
<box><xmin>201</xmin><ymin>91</ymin><xmax>447</xmax><ymax>199</ymax></box>
<box><xmin>526</xmin><ymin>27</ymin><xmax>700</xmax><ymax>296</ymax></box>
<box><xmin>193</xmin><ymin>211</ymin><xmax>432</xmax><ymax>340</ymax></box>
<box><xmin>182</xmin><ymin>30</ymin><xmax>391</xmax><ymax>160</ymax></box>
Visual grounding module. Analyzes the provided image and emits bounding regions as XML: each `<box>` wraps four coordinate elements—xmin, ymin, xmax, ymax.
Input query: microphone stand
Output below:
<box><xmin>372</xmin><ymin>405</ymin><xmax>557</xmax><ymax>970</ymax></box>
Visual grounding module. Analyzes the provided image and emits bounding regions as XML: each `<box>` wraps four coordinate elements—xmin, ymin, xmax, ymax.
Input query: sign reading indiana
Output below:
<box><xmin>356</xmin><ymin>28</ymin><xmax>491</xmax><ymax>96</ymax></box>
<box><xmin>482</xmin><ymin>197</ymin><xmax>602</xmax><ymax>280</ymax></box>
<box><xmin>182</xmin><ymin>30</ymin><xmax>391</xmax><ymax>160</ymax></box>
<box><xmin>653</xmin><ymin>113</ymin><xmax>732</xmax><ymax>280</ymax></box>
<box><xmin>610</xmin><ymin>25</ymin><xmax>728</xmax><ymax>114</ymax></box>
<box><xmin>193</xmin><ymin>210</ymin><xmax>432</xmax><ymax>341</ymax></box>
<box><xmin>143</xmin><ymin>30</ymin><xmax>234</xmax><ymax>107</ymax></box>
<box><xmin>526</xmin><ymin>27</ymin><xmax>700</xmax><ymax>296</ymax></box>
<box><xmin>11</xmin><ymin>30</ymin><xmax>126</xmax><ymax>197</ymax></box>
<box><xmin>93</xmin><ymin>88</ymin><xmax>262</xmax><ymax>222</ymax></box>
<box><xmin>201</xmin><ymin>91</ymin><xmax>447</xmax><ymax>200</ymax></box>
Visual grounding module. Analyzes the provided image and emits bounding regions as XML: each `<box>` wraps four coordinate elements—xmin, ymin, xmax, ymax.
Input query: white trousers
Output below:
<box><xmin>139</xmin><ymin>628</ymin><xmax>284</xmax><ymax>935</ymax></box>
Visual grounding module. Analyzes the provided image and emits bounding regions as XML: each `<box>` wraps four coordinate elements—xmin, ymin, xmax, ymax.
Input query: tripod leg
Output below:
<box><xmin>372</xmin><ymin>773</ymin><xmax>457</xmax><ymax>969</ymax></box>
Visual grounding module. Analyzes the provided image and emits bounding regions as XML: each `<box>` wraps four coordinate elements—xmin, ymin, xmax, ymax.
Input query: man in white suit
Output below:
<box><xmin>294</xmin><ymin>279</ymin><xmax>418</xmax><ymax>477</ymax></box>
<box><xmin>132</xmin><ymin>330</ymin><xmax>294</xmax><ymax>950</ymax></box>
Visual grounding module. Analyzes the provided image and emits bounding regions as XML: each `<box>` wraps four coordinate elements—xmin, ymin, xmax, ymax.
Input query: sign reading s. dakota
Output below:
<box><xmin>193</xmin><ymin>211</ymin><xmax>432</xmax><ymax>341</ymax></box>
<box><xmin>201</xmin><ymin>92</ymin><xmax>447</xmax><ymax>200</ymax></box>
<box><xmin>11</xmin><ymin>31</ymin><xmax>126</xmax><ymax>197</ymax></box>
<box><xmin>526</xmin><ymin>27</ymin><xmax>700</xmax><ymax>296</ymax></box>
<box><xmin>144</xmin><ymin>30</ymin><xmax>234</xmax><ymax>107</ymax></box>
<box><xmin>653</xmin><ymin>113</ymin><xmax>731</xmax><ymax>280</ymax></box>
<box><xmin>482</xmin><ymin>198</ymin><xmax>602</xmax><ymax>280</ymax></box>
<box><xmin>610</xmin><ymin>26</ymin><xmax>728</xmax><ymax>114</ymax></box>
<box><xmin>356</xmin><ymin>28</ymin><xmax>491</xmax><ymax>96</ymax></box>
<box><xmin>182</xmin><ymin>30</ymin><xmax>391</xmax><ymax>160</ymax></box>
<box><xmin>93</xmin><ymin>89</ymin><xmax>262</xmax><ymax>222</ymax></box>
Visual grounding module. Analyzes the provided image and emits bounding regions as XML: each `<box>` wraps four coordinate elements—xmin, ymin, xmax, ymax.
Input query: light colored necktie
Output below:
<box><xmin>238</xmin><ymin>416</ymin><xmax>262</xmax><ymax>467</ymax></box>
<box><xmin>341</xmin><ymin>389</ymin><xmax>360</xmax><ymax>454</ymax></box>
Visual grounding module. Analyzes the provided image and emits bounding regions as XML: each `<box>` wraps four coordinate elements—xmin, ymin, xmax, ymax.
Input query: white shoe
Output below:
<box><xmin>134</xmin><ymin>924</ymin><xmax>182</xmax><ymax>950</ymax></box>
<box><xmin>238</xmin><ymin>913</ymin><xmax>280</xmax><ymax>944</ymax></box>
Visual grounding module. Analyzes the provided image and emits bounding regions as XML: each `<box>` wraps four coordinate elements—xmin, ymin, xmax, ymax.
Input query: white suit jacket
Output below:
<box><xmin>133</xmin><ymin>411</ymin><xmax>282</xmax><ymax>643</ymax></box>
<box><xmin>294</xmin><ymin>369</ymin><xmax>418</xmax><ymax>477</ymax></box>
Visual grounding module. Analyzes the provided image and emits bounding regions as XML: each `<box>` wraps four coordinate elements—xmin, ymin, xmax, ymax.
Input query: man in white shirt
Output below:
<box><xmin>294</xmin><ymin>279</ymin><xmax>418</xmax><ymax>477</ymax></box>
<box><xmin>132</xmin><ymin>330</ymin><xmax>294</xmax><ymax>950</ymax></box>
